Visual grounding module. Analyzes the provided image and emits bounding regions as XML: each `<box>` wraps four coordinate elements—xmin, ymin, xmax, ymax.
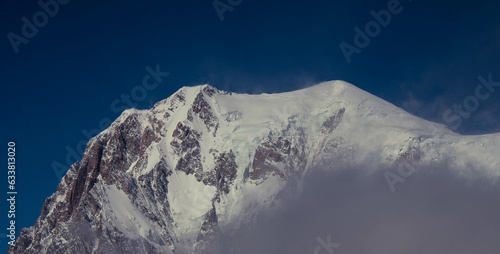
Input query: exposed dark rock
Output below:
<box><xmin>189</xmin><ymin>92</ymin><xmax>219</xmax><ymax>134</ymax></box>
<box><xmin>171</xmin><ymin>122</ymin><xmax>203</xmax><ymax>176</ymax></box>
<box><xmin>321</xmin><ymin>108</ymin><xmax>345</xmax><ymax>134</ymax></box>
<box><xmin>250</xmin><ymin>136</ymin><xmax>306</xmax><ymax>181</ymax></box>
<box><xmin>396</xmin><ymin>138</ymin><xmax>421</xmax><ymax>164</ymax></box>
<box><xmin>203</xmin><ymin>151</ymin><xmax>238</xmax><ymax>194</ymax></box>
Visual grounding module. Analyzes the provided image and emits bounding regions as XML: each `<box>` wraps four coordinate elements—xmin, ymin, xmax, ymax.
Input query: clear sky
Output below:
<box><xmin>1</xmin><ymin>0</ymin><xmax>499</xmax><ymax>250</ymax></box>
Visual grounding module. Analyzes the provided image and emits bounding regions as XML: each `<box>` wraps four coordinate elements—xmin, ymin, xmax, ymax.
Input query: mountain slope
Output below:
<box><xmin>9</xmin><ymin>81</ymin><xmax>500</xmax><ymax>253</ymax></box>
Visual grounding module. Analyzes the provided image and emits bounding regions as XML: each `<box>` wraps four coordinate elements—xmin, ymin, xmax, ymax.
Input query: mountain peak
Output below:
<box><xmin>9</xmin><ymin>81</ymin><xmax>500</xmax><ymax>254</ymax></box>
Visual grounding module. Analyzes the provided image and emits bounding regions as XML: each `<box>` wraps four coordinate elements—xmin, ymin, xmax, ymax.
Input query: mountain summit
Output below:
<box><xmin>9</xmin><ymin>81</ymin><xmax>500</xmax><ymax>253</ymax></box>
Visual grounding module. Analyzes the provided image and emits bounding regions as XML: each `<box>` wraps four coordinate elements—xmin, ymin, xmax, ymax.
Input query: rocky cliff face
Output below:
<box><xmin>9</xmin><ymin>81</ymin><xmax>500</xmax><ymax>253</ymax></box>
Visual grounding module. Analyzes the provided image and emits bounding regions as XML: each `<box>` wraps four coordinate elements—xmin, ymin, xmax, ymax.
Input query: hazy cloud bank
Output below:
<box><xmin>213</xmin><ymin>162</ymin><xmax>500</xmax><ymax>254</ymax></box>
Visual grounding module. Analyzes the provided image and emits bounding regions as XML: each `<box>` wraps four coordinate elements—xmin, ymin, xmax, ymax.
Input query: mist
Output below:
<box><xmin>213</xmin><ymin>162</ymin><xmax>500</xmax><ymax>254</ymax></box>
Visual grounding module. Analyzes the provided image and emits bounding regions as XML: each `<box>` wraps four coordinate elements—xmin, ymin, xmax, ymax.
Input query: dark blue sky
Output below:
<box><xmin>1</xmin><ymin>0</ymin><xmax>499</xmax><ymax>250</ymax></box>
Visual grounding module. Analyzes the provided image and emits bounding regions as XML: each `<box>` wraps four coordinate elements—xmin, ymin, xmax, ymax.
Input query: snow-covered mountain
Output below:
<box><xmin>9</xmin><ymin>81</ymin><xmax>500</xmax><ymax>253</ymax></box>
